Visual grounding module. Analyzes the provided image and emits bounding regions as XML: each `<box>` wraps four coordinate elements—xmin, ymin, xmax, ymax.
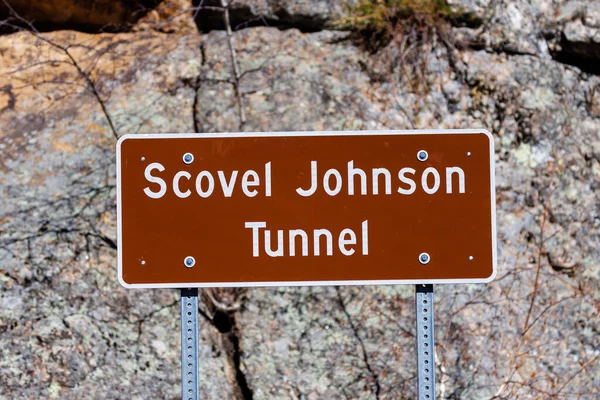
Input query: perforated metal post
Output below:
<box><xmin>416</xmin><ymin>284</ymin><xmax>435</xmax><ymax>399</ymax></box>
<box><xmin>181</xmin><ymin>288</ymin><xmax>199</xmax><ymax>400</ymax></box>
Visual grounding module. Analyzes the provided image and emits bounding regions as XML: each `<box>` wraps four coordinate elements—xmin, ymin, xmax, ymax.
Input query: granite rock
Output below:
<box><xmin>1</xmin><ymin>1</ymin><xmax>599</xmax><ymax>399</ymax></box>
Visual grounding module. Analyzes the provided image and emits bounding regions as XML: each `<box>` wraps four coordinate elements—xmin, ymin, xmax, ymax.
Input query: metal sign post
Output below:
<box><xmin>181</xmin><ymin>288</ymin><xmax>199</xmax><ymax>400</ymax></box>
<box><xmin>416</xmin><ymin>284</ymin><xmax>435</xmax><ymax>399</ymax></box>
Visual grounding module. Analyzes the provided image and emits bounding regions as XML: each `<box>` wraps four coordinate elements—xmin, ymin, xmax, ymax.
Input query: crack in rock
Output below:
<box><xmin>201</xmin><ymin>293</ymin><xmax>254</xmax><ymax>400</ymax></box>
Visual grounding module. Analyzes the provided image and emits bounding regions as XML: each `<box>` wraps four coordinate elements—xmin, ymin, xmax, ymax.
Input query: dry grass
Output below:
<box><xmin>338</xmin><ymin>0</ymin><xmax>456</xmax><ymax>40</ymax></box>
<box><xmin>338</xmin><ymin>0</ymin><xmax>460</xmax><ymax>126</ymax></box>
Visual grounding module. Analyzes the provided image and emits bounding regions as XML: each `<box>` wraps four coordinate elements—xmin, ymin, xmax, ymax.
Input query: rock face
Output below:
<box><xmin>552</xmin><ymin>2</ymin><xmax>600</xmax><ymax>74</ymax></box>
<box><xmin>1</xmin><ymin>0</ymin><xmax>599</xmax><ymax>399</ymax></box>
<box><xmin>0</xmin><ymin>0</ymin><xmax>161</xmax><ymax>32</ymax></box>
<box><xmin>193</xmin><ymin>0</ymin><xmax>355</xmax><ymax>32</ymax></box>
<box><xmin>449</xmin><ymin>0</ymin><xmax>600</xmax><ymax>73</ymax></box>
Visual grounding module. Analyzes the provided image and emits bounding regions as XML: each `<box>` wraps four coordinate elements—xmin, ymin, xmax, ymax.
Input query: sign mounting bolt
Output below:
<box><xmin>184</xmin><ymin>256</ymin><xmax>196</xmax><ymax>268</ymax></box>
<box><xmin>140</xmin><ymin>260</ymin><xmax>146</xmax><ymax>266</ymax></box>
<box><xmin>417</xmin><ymin>150</ymin><xmax>428</xmax><ymax>162</ymax></box>
<box><xmin>469</xmin><ymin>256</ymin><xmax>474</xmax><ymax>261</ymax></box>
<box><xmin>183</xmin><ymin>153</ymin><xmax>194</xmax><ymax>165</ymax></box>
<box><xmin>419</xmin><ymin>253</ymin><xmax>430</xmax><ymax>264</ymax></box>
<box><xmin>141</xmin><ymin>156</ymin><xmax>146</xmax><ymax>162</ymax></box>
<box><xmin>467</xmin><ymin>151</ymin><xmax>472</xmax><ymax>157</ymax></box>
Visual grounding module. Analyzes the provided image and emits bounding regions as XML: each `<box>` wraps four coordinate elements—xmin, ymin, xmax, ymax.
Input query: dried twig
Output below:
<box><xmin>522</xmin><ymin>203</ymin><xmax>548</xmax><ymax>333</ymax></box>
<box><xmin>1</xmin><ymin>0</ymin><xmax>119</xmax><ymax>140</ymax></box>
<box><xmin>335</xmin><ymin>287</ymin><xmax>381</xmax><ymax>399</ymax></box>
<box><xmin>553</xmin><ymin>354</ymin><xmax>600</xmax><ymax>396</ymax></box>
<box><xmin>219</xmin><ymin>0</ymin><xmax>246</xmax><ymax>130</ymax></box>
<box><xmin>205</xmin><ymin>288</ymin><xmax>241</xmax><ymax>312</ymax></box>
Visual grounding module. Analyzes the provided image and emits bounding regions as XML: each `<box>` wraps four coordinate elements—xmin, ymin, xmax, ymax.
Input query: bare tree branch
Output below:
<box><xmin>219</xmin><ymin>0</ymin><xmax>247</xmax><ymax>130</ymax></box>
<box><xmin>1</xmin><ymin>0</ymin><xmax>119</xmax><ymax>140</ymax></box>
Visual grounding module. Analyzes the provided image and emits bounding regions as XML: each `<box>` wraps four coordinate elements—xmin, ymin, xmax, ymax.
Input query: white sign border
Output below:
<box><xmin>116</xmin><ymin>129</ymin><xmax>497</xmax><ymax>289</ymax></box>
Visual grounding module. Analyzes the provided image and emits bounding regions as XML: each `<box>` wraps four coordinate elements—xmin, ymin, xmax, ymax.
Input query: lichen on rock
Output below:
<box><xmin>1</xmin><ymin>0</ymin><xmax>599</xmax><ymax>399</ymax></box>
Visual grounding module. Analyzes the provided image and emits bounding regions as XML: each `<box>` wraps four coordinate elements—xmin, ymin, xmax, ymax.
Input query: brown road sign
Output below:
<box><xmin>116</xmin><ymin>130</ymin><xmax>497</xmax><ymax>288</ymax></box>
